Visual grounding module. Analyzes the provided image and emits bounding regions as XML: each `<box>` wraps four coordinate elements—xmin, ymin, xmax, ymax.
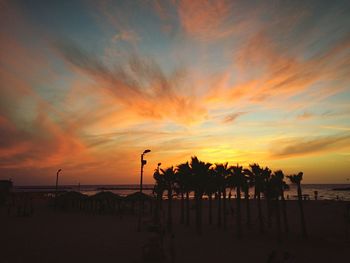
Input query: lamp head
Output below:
<box><xmin>158</xmin><ymin>162</ymin><xmax>161</xmax><ymax>166</ymax></box>
<box><xmin>143</xmin><ymin>149</ymin><xmax>151</xmax><ymax>154</ymax></box>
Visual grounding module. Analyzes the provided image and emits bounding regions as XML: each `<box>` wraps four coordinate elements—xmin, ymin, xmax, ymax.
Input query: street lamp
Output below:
<box><xmin>157</xmin><ymin>162</ymin><xmax>161</xmax><ymax>173</ymax></box>
<box><xmin>54</xmin><ymin>169</ymin><xmax>62</xmax><ymax>209</ymax></box>
<box><xmin>138</xmin><ymin>149</ymin><xmax>151</xmax><ymax>232</ymax></box>
<box><xmin>55</xmin><ymin>169</ymin><xmax>62</xmax><ymax>194</ymax></box>
<box><xmin>140</xmin><ymin>149</ymin><xmax>151</xmax><ymax>193</ymax></box>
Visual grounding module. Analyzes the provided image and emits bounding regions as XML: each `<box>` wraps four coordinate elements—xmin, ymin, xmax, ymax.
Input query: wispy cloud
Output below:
<box><xmin>54</xmin><ymin>40</ymin><xmax>207</xmax><ymax>125</ymax></box>
<box><xmin>222</xmin><ymin>112</ymin><xmax>247</xmax><ymax>124</ymax></box>
<box><xmin>297</xmin><ymin>112</ymin><xmax>314</xmax><ymax>120</ymax></box>
<box><xmin>177</xmin><ymin>0</ymin><xmax>235</xmax><ymax>41</ymax></box>
<box><xmin>270</xmin><ymin>134</ymin><xmax>350</xmax><ymax>159</ymax></box>
<box><xmin>112</xmin><ymin>30</ymin><xmax>140</xmax><ymax>44</ymax></box>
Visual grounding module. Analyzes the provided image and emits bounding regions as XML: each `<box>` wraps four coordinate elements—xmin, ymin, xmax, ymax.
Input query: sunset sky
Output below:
<box><xmin>1</xmin><ymin>0</ymin><xmax>349</xmax><ymax>185</ymax></box>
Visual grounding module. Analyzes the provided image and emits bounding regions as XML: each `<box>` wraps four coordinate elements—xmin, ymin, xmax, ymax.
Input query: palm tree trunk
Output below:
<box><xmin>267</xmin><ymin>194</ymin><xmax>272</xmax><ymax>229</ymax></box>
<box><xmin>223</xmin><ymin>188</ymin><xmax>227</xmax><ymax>229</ymax></box>
<box><xmin>257</xmin><ymin>191</ymin><xmax>264</xmax><ymax>234</ymax></box>
<box><xmin>195</xmin><ymin>192</ymin><xmax>202</xmax><ymax>235</ymax></box>
<box><xmin>217</xmin><ymin>190</ymin><xmax>222</xmax><ymax>227</ymax></box>
<box><xmin>186</xmin><ymin>191</ymin><xmax>190</xmax><ymax>226</ymax></box>
<box><xmin>275</xmin><ymin>197</ymin><xmax>281</xmax><ymax>241</ymax></box>
<box><xmin>297</xmin><ymin>183</ymin><xmax>307</xmax><ymax>238</ymax></box>
<box><xmin>154</xmin><ymin>192</ymin><xmax>160</xmax><ymax>224</ymax></box>
<box><xmin>180</xmin><ymin>191</ymin><xmax>184</xmax><ymax>224</ymax></box>
<box><xmin>208</xmin><ymin>193</ymin><xmax>212</xmax><ymax>225</ymax></box>
<box><xmin>254</xmin><ymin>187</ymin><xmax>258</xmax><ymax>199</ymax></box>
<box><xmin>159</xmin><ymin>192</ymin><xmax>163</xmax><ymax>211</ymax></box>
<box><xmin>167</xmin><ymin>188</ymin><xmax>172</xmax><ymax>233</ymax></box>
<box><xmin>280</xmin><ymin>188</ymin><xmax>289</xmax><ymax>234</ymax></box>
<box><xmin>236</xmin><ymin>186</ymin><xmax>242</xmax><ymax>238</ymax></box>
<box><xmin>245</xmin><ymin>189</ymin><xmax>251</xmax><ymax>227</ymax></box>
<box><xmin>199</xmin><ymin>195</ymin><xmax>203</xmax><ymax>235</ymax></box>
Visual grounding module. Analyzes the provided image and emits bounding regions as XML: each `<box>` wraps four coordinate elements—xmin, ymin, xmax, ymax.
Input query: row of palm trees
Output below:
<box><xmin>152</xmin><ymin>156</ymin><xmax>307</xmax><ymax>239</ymax></box>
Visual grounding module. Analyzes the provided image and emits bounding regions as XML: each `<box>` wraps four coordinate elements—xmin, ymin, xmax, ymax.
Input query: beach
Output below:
<box><xmin>1</xmin><ymin>196</ymin><xmax>349</xmax><ymax>263</ymax></box>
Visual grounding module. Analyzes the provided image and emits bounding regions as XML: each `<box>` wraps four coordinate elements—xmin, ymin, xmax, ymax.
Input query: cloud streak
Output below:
<box><xmin>270</xmin><ymin>134</ymin><xmax>350</xmax><ymax>159</ymax></box>
<box><xmin>54</xmin><ymin>40</ymin><xmax>207</xmax><ymax>125</ymax></box>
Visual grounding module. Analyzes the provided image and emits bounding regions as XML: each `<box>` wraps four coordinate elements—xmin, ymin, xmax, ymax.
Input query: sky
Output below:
<box><xmin>0</xmin><ymin>0</ymin><xmax>350</xmax><ymax>185</ymax></box>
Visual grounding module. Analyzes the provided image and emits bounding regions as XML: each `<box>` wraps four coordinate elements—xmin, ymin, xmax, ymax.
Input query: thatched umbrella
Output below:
<box><xmin>56</xmin><ymin>191</ymin><xmax>87</xmax><ymax>211</ymax></box>
<box><xmin>125</xmin><ymin>192</ymin><xmax>154</xmax><ymax>215</ymax></box>
<box><xmin>88</xmin><ymin>191</ymin><xmax>122</xmax><ymax>214</ymax></box>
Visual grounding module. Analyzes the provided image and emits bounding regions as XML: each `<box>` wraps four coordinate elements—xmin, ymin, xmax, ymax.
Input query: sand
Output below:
<box><xmin>1</xmin><ymin>196</ymin><xmax>349</xmax><ymax>263</ymax></box>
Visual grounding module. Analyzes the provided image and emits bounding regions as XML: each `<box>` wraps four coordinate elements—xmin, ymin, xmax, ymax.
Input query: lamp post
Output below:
<box><xmin>140</xmin><ymin>149</ymin><xmax>151</xmax><ymax>193</ymax></box>
<box><xmin>138</xmin><ymin>149</ymin><xmax>151</xmax><ymax>232</ymax></box>
<box><xmin>54</xmin><ymin>169</ymin><xmax>62</xmax><ymax>209</ymax></box>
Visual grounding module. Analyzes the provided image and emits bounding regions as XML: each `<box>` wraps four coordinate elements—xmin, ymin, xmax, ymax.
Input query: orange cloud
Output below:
<box><xmin>270</xmin><ymin>134</ymin><xmax>350</xmax><ymax>159</ymax></box>
<box><xmin>205</xmin><ymin>32</ymin><xmax>350</xmax><ymax>111</ymax></box>
<box><xmin>54</xmin><ymin>40</ymin><xmax>207</xmax><ymax>125</ymax></box>
<box><xmin>177</xmin><ymin>0</ymin><xmax>234</xmax><ymax>41</ymax></box>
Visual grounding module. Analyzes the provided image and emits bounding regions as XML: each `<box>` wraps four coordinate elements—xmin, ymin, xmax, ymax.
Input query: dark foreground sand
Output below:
<box><xmin>1</xmin><ymin>197</ymin><xmax>349</xmax><ymax>263</ymax></box>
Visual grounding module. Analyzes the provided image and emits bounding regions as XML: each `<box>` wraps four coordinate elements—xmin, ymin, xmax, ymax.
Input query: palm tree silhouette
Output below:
<box><xmin>153</xmin><ymin>168</ymin><xmax>166</xmax><ymax>225</ymax></box>
<box><xmin>261</xmin><ymin>167</ymin><xmax>273</xmax><ymax>229</ymax></box>
<box><xmin>243</xmin><ymin>168</ymin><xmax>254</xmax><ymax>227</ymax></box>
<box><xmin>288</xmin><ymin>172</ymin><xmax>308</xmax><ymax>238</ymax></box>
<box><xmin>176</xmin><ymin>162</ymin><xmax>192</xmax><ymax>226</ymax></box>
<box><xmin>231</xmin><ymin>164</ymin><xmax>244</xmax><ymax>238</ymax></box>
<box><xmin>205</xmin><ymin>168</ymin><xmax>216</xmax><ymax>225</ymax></box>
<box><xmin>269</xmin><ymin>173</ymin><xmax>282</xmax><ymax>240</ymax></box>
<box><xmin>214</xmin><ymin>163</ymin><xmax>230</xmax><ymax>229</ymax></box>
<box><xmin>176</xmin><ymin>162</ymin><xmax>190</xmax><ymax>225</ymax></box>
<box><xmin>160</xmin><ymin>167</ymin><xmax>176</xmax><ymax>233</ymax></box>
<box><xmin>190</xmin><ymin>156</ymin><xmax>212</xmax><ymax>235</ymax></box>
<box><xmin>150</xmin><ymin>157</ymin><xmax>306</xmax><ymax>240</ymax></box>
<box><xmin>274</xmin><ymin>170</ymin><xmax>289</xmax><ymax>235</ymax></box>
<box><xmin>249</xmin><ymin>163</ymin><xmax>265</xmax><ymax>234</ymax></box>
<box><xmin>213</xmin><ymin>167</ymin><xmax>222</xmax><ymax>228</ymax></box>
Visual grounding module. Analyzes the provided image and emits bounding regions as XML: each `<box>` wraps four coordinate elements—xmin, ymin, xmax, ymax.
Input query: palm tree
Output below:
<box><xmin>177</xmin><ymin>162</ymin><xmax>192</xmax><ymax>226</ymax></box>
<box><xmin>243</xmin><ymin>168</ymin><xmax>254</xmax><ymax>227</ymax></box>
<box><xmin>274</xmin><ymin>170</ymin><xmax>289</xmax><ymax>235</ymax></box>
<box><xmin>205</xmin><ymin>168</ymin><xmax>216</xmax><ymax>225</ymax></box>
<box><xmin>230</xmin><ymin>164</ymin><xmax>244</xmax><ymax>239</ymax></box>
<box><xmin>161</xmin><ymin>166</ymin><xmax>176</xmax><ymax>233</ymax></box>
<box><xmin>270</xmin><ymin>173</ymin><xmax>282</xmax><ymax>240</ymax></box>
<box><xmin>250</xmin><ymin>163</ymin><xmax>265</xmax><ymax>234</ymax></box>
<box><xmin>288</xmin><ymin>172</ymin><xmax>307</xmax><ymax>238</ymax></box>
<box><xmin>214</xmin><ymin>163</ymin><xmax>230</xmax><ymax>229</ymax></box>
<box><xmin>214</xmin><ymin>168</ymin><xmax>222</xmax><ymax>228</ymax></box>
<box><xmin>261</xmin><ymin>167</ymin><xmax>273</xmax><ymax>229</ymax></box>
<box><xmin>153</xmin><ymin>168</ymin><xmax>166</xmax><ymax>225</ymax></box>
<box><xmin>190</xmin><ymin>156</ymin><xmax>212</xmax><ymax>235</ymax></box>
<box><xmin>176</xmin><ymin>162</ymin><xmax>192</xmax><ymax>225</ymax></box>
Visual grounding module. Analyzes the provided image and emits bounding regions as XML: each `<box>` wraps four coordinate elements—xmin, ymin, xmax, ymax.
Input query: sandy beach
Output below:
<box><xmin>1</xmin><ymin>196</ymin><xmax>349</xmax><ymax>263</ymax></box>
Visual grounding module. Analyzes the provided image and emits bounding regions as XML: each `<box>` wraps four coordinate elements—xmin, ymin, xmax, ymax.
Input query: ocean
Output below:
<box><xmin>13</xmin><ymin>184</ymin><xmax>350</xmax><ymax>201</ymax></box>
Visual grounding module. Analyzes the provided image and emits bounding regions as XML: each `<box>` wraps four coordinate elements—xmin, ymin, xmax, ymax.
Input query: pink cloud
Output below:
<box><xmin>177</xmin><ymin>0</ymin><xmax>235</xmax><ymax>41</ymax></box>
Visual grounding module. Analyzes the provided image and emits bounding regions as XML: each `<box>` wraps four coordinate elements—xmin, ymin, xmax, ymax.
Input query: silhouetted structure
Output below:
<box><xmin>0</xmin><ymin>179</ymin><xmax>13</xmax><ymax>205</ymax></box>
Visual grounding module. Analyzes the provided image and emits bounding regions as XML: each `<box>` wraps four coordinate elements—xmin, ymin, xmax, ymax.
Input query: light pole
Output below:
<box><xmin>140</xmin><ymin>149</ymin><xmax>151</xmax><ymax>193</ymax></box>
<box><xmin>157</xmin><ymin>162</ymin><xmax>161</xmax><ymax>173</ymax></box>
<box><xmin>138</xmin><ymin>149</ymin><xmax>151</xmax><ymax>232</ymax></box>
<box><xmin>55</xmin><ymin>169</ymin><xmax>62</xmax><ymax>209</ymax></box>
